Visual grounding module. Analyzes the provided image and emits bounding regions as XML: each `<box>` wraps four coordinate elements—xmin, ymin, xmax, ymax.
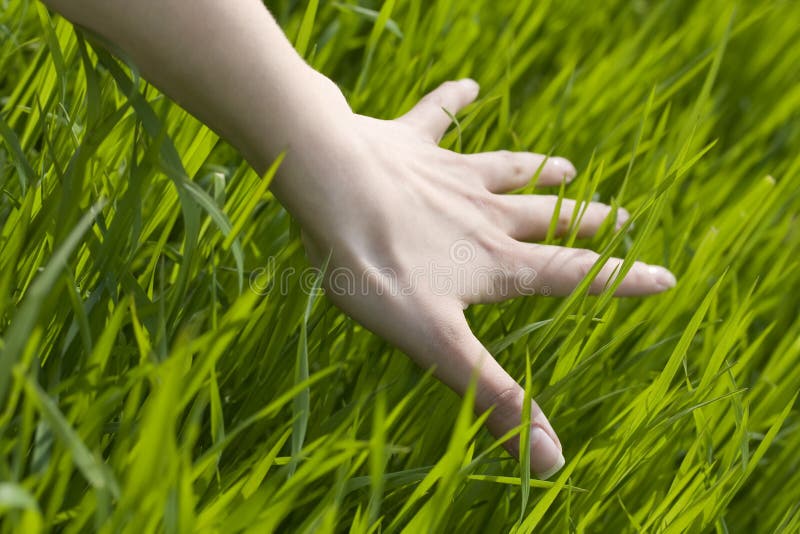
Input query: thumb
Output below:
<box><xmin>423</xmin><ymin>311</ymin><xmax>565</xmax><ymax>479</ymax></box>
<box><xmin>397</xmin><ymin>79</ymin><xmax>480</xmax><ymax>142</ymax></box>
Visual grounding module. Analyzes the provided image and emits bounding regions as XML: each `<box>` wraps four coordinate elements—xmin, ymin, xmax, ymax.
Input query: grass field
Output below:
<box><xmin>1</xmin><ymin>0</ymin><xmax>799</xmax><ymax>532</ymax></box>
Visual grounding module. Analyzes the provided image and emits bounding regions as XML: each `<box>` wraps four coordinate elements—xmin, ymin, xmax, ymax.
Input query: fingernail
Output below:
<box><xmin>551</xmin><ymin>157</ymin><xmax>577</xmax><ymax>182</ymax></box>
<box><xmin>538</xmin><ymin>452</ymin><xmax>566</xmax><ymax>480</ymax></box>
<box><xmin>530</xmin><ymin>426</ymin><xmax>565</xmax><ymax>479</ymax></box>
<box><xmin>648</xmin><ymin>265</ymin><xmax>677</xmax><ymax>290</ymax></box>
<box><xmin>615</xmin><ymin>207</ymin><xmax>631</xmax><ymax>230</ymax></box>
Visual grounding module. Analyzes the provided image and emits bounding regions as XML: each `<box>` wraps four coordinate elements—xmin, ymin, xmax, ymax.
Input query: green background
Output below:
<box><xmin>1</xmin><ymin>0</ymin><xmax>799</xmax><ymax>531</ymax></box>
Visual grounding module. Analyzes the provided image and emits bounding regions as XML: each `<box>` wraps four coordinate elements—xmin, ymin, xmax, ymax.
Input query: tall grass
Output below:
<box><xmin>1</xmin><ymin>0</ymin><xmax>799</xmax><ymax>531</ymax></box>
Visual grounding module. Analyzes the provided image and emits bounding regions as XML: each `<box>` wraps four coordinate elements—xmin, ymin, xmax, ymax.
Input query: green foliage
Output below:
<box><xmin>1</xmin><ymin>0</ymin><xmax>799</xmax><ymax>531</ymax></box>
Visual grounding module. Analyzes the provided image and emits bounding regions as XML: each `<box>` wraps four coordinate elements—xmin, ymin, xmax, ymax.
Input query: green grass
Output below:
<box><xmin>1</xmin><ymin>0</ymin><xmax>799</xmax><ymax>531</ymax></box>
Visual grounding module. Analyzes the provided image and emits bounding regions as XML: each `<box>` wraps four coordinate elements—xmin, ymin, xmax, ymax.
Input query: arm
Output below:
<box><xmin>42</xmin><ymin>0</ymin><xmax>350</xmax><ymax>217</ymax></box>
<box><xmin>43</xmin><ymin>0</ymin><xmax>676</xmax><ymax>479</ymax></box>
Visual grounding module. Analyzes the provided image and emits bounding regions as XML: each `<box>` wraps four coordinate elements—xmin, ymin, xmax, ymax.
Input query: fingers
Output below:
<box><xmin>398</xmin><ymin>79</ymin><xmax>480</xmax><ymax>142</ymax></box>
<box><xmin>494</xmin><ymin>195</ymin><xmax>629</xmax><ymax>241</ymax></box>
<box><xmin>463</xmin><ymin>151</ymin><xmax>577</xmax><ymax>191</ymax></box>
<box><xmin>509</xmin><ymin>244</ymin><xmax>676</xmax><ymax>297</ymax></box>
<box><xmin>320</xmin><ymin>273</ymin><xmax>565</xmax><ymax>478</ymax></box>
<box><xmin>423</xmin><ymin>310</ymin><xmax>564</xmax><ymax>479</ymax></box>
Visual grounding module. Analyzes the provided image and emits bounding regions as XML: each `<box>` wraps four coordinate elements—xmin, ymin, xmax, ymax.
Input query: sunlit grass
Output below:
<box><xmin>1</xmin><ymin>0</ymin><xmax>799</xmax><ymax>532</ymax></box>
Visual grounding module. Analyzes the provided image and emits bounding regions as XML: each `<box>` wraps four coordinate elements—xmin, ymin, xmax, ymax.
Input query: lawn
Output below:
<box><xmin>1</xmin><ymin>0</ymin><xmax>799</xmax><ymax>532</ymax></box>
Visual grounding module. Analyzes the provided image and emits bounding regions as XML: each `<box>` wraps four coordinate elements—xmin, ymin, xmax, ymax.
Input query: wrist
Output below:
<box><xmin>244</xmin><ymin>65</ymin><xmax>352</xmax><ymax>162</ymax></box>
<box><xmin>254</xmin><ymin>68</ymin><xmax>360</xmax><ymax>216</ymax></box>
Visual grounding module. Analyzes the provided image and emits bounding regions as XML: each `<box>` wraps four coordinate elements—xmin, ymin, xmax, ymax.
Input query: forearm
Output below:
<box><xmin>42</xmin><ymin>0</ymin><xmax>351</xmax><ymax>206</ymax></box>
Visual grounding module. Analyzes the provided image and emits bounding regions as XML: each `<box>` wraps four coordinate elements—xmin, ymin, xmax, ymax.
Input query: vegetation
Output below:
<box><xmin>1</xmin><ymin>0</ymin><xmax>798</xmax><ymax>531</ymax></box>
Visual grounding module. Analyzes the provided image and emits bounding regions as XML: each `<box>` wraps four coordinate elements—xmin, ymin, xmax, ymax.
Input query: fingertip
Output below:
<box><xmin>459</xmin><ymin>78</ymin><xmax>480</xmax><ymax>96</ymax></box>
<box><xmin>459</xmin><ymin>78</ymin><xmax>480</xmax><ymax>91</ymax></box>
<box><xmin>616</xmin><ymin>207</ymin><xmax>631</xmax><ymax>230</ymax></box>
<box><xmin>550</xmin><ymin>156</ymin><xmax>577</xmax><ymax>182</ymax></box>
<box><xmin>648</xmin><ymin>265</ymin><xmax>677</xmax><ymax>290</ymax></box>
<box><xmin>537</xmin><ymin>452</ymin><xmax>566</xmax><ymax>481</ymax></box>
<box><xmin>533</xmin><ymin>410</ymin><xmax>561</xmax><ymax>449</ymax></box>
<box><xmin>530</xmin><ymin>426</ymin><xmax>564</xmax><ymax>479</ymax></box>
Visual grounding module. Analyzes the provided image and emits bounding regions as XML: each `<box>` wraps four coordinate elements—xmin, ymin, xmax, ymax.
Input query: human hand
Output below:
<box><xmin>273</xmin><ymin>79</ymin><xmax>676</xmax><ymax>479</ymax></box>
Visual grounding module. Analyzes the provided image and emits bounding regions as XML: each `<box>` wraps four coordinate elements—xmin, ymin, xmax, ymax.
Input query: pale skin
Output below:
<box><xmin>44</xmin><ymin>0</ymin><xmax>676</xmax><ymax>479</ymax></box>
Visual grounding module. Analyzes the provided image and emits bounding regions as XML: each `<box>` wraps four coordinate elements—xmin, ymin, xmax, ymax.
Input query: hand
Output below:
<box><xmin>39</xmin><ymin>0</ymin><xmax>675</xmax><ymax>480</ymax></box>
<box><xmin>274</xmin><ymin>79</ymin><xmax>676</xmax><ymax>479</ymax></box>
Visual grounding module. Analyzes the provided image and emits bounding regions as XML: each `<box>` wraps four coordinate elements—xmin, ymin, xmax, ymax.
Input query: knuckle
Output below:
<box><xmin>503</xmin><ymin>153</ymin><xmax>526</xmax><ymax>177</ymax></box>
<box><xmin>498</xmin><ymin>150</ymin><xmax>515</xmax><ymax>166</ymax></box>
<box><xmin>574</xmin><ymin>250</ymin><xmax>599</xmax><ymax>278</ymax></box>
<box><xmin>484</xmin><ymin>386</ymin><xmax>523</xmax><ymax>418</ymax></box>
<box><xmin>463</xmin><ymin>189</ymin><xmax>495</xmax><ymax>213</ymax></box>
<box><xmin>428</xmin><ymin>317</ymin><xmax>470</xmax><ymax>354</ymax></box>
<box><xmin>556</xmin><ymin>207</ymin><xmax>573</xmax><ymax>234</ymax></box>
<box><xmin>452</xmin><ymin>153</ymin><xmax>483</xmax><ymax>178</ymax></box>
<box><xmin>484</xmin><ymin>235</ymin><xmax>521</xmax><ymax>269</ymax></box>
